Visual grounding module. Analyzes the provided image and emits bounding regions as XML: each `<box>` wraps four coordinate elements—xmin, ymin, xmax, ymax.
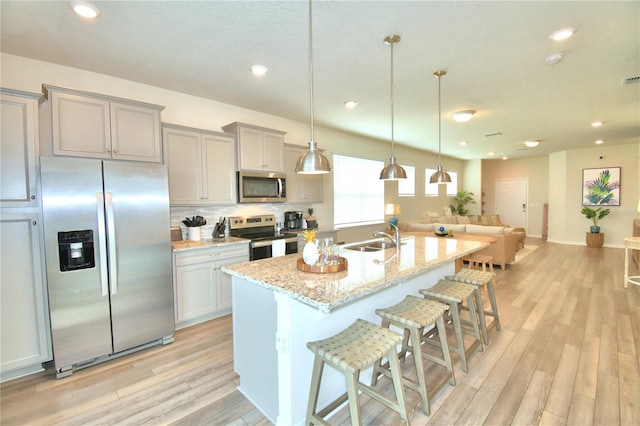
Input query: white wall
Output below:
<box><xmin>547</xmin><ymin>144</ymin><xmax>640</xmax><ymax>248</ymax></box>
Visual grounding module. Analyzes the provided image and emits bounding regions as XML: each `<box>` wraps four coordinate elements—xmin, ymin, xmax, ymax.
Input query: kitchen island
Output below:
<box><xmin>222</xmin><ymin>234</ymin><xmax>488</xmax><ymax>425</ymax></box>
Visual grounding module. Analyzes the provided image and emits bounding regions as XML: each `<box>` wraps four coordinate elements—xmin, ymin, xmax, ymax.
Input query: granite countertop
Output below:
<box><xmin>171</xmin><ymin>236</ymin><xmax>250</xmax><ymax>252</ymax></box>
<box><xmin>222</xmin><ymin>234</ymin><xmax>488</xmax><ymax>313</ymax></box>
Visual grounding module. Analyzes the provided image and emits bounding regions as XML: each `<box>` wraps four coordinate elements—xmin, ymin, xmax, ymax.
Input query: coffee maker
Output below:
<box><xmin>284</xmin><ymin>211</ymin><xmax>303</xmax><ymax>230</ymax></box>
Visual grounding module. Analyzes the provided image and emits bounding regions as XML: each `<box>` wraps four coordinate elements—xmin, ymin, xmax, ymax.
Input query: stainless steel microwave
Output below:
<box><xmin>237</xmin><ymin>171</ymin><xmax>286</xmax><ymax>203</ymax></box>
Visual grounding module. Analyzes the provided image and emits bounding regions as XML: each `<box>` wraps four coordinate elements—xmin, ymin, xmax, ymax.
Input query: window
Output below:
<box><xmin>398</xmin><ymin>165</ymin><xmax>415</xmax><ymax>196</ymax></box>
<box><xmin>425</xmin><ymin>168</ymin><xmax>458</xmax><ymax>196</ymax></box>
<box><xmin>333</xmin><ymin>154</ymin><xmax>385</xmax><ymax>228</ymax></box>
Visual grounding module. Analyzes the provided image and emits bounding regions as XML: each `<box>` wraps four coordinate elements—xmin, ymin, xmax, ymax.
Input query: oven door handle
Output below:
<box><xmin>251</xmin><ymin>236</ymin><xmax>297</xmax><ymax>249</ymax></box>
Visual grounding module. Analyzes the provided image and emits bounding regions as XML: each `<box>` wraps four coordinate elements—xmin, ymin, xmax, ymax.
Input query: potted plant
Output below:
<box><xmin>449</xmin><ymin>190</ymin><xmax>476</xmax><ymax>216</ymax></box>
<box><xmin>581</xmin><ymin>207</ymin><xmax>610</xmax><ymax>233</ymax></box>
<box><xmin>305</xmin><ymin>208</ymin><xmax>317</xmax><ymax>229</ymax></box>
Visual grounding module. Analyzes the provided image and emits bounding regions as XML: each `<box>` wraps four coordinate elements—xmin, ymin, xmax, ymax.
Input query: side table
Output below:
<box><xmin>624</xmin><ymin>237</ymin><xmax>640</xmax><ymax>288</ymax></box>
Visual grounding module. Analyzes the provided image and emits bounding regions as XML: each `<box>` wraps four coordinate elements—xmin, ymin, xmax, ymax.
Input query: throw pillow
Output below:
<box><xmin>456</xmin><ymin>216</ymin><xmax>471</xmax><ymax>224</ymax></box>
<box><xmin>480</xmin><ymin>215</ymin><xmax>500</xmax><ymax>226</ymax></box>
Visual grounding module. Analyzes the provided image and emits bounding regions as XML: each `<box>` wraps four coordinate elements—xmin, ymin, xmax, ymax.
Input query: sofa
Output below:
<box><xmin>397</xmin><ymin>215</ymin><xmax>520</xmax><ymax>269</ymax></box>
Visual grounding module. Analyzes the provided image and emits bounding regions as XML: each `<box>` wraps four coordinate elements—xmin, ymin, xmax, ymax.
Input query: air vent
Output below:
<box><xmin>623</xmin><ymin>76</ymin><xmax>640</xmax><ymax>86</ymax></box>
<box><xmin>484</xmin><ymin>132</ymin><xmax>503</xmax><ymax>138</ymax></box>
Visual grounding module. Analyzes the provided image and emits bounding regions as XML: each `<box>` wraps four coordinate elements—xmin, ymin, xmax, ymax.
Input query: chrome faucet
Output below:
<box><xmin>373</xmin><ymin>223</ymin><xmax>401</xmax><ymax>252</ymax></box>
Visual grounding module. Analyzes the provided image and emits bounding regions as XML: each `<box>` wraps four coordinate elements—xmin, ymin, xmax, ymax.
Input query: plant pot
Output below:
<box><xmin>187</xmin><ymin>226</ymin><xmax>201</xmax><ymax>241</ymax></box>
<box><xmin>586</xmin><ymin>232</ymin><xmax>604</xmax><ymax>248</ymax></box>
<box><xmin>590</xmin><ymin>226</ymin><xmax>600</xmax><ymax>233</ymax></box>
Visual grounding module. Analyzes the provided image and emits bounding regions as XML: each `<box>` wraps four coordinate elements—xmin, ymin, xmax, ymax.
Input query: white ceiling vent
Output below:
<box><xmin>623</xmin><ymin>76</ymin><xmax>640</xmax><ymax>86</ymax></box>
<box><xmin>484</xmin><ymin>132</ymin><xmax>503</xmax><ymax>138</ymax></box>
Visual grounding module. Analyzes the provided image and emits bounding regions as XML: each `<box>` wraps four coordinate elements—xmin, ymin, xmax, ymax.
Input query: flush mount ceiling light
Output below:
<box><xmin>591</xmin><ymin>121</ymin><xmax>603</xmax><ymax>127</ymax></box>
<box><xmin>69</xmin><ymin>0</ymin><xmax>101</xmax><ymax>18</ymax></box>
<box><xmin>379</xmin><ymin>34</ymin><xmax>407</xmax><ymax>180</ymax></box>
<box><xmin>459</xmin><ymin>141</ymin><xmax>469</xmax><ymax>146</ymax></box>
<box><xmin>429</xmin><ymin>70</ymin><xmax>451</xmax><ymax>184</ymax></box>
<box><xmin>295</xmin><ymin>0</ymin><xmax>331</xmax><ymax>175</ymax></box>
<box><xmin>344</xmin><ymin>100</ymin><xmax>358</xmax><ymax>109</ymax></box>
<box><xmin>250</xmin><ymin>64</ymin><xmax>268</xmax><ymax>77</ymax></box>
<box><xmin>595</xmin><ymin>139</ymin><xmax>604</xmax><ymax>145</ymax></box>
<box><xmin>524</xmin><ymin>140</ymin><xmax>540</xmax><ymax>148</ymax></box>
<box><xmin>452</xmin><ymin>110</ymin><xmax>475</xmax><ymax>123</ymax></box>
<box><xmin>549</xmin><ymin>27</ymin><xmax>575</xmax><ymax>41</ymax></box>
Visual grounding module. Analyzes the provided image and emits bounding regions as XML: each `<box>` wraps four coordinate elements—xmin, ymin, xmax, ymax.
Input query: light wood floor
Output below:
<box><xmin>2</xmin><ymin>239</ymin><xmax>639</xmax><ymax>425</ymax></box>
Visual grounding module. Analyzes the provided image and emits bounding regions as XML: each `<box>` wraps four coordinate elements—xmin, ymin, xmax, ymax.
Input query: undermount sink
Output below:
<box><xmin>343</xmin><ymin>241</ymin><xmax>404</xmax><ymax>252</ymax></box>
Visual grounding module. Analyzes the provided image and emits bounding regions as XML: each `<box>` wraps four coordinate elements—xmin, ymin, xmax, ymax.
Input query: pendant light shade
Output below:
<box><xmin>295</xmin><ymin>0</ymin><xmax>331</xmax><ymax>175</ymax></box>
<box><xmin>429</xmin><ymin>70</ymin><xmax>451</xmax><ymax>184</ymax></box>
<box><xmin>380</xmin><ymin>34</ymin><xmax>406</xmax><ymax>180</ymax></box>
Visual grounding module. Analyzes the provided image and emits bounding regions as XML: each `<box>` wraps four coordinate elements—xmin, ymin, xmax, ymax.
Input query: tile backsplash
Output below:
<box><xmin>171</xmin><ymin>203</ymin><xmax>316</xmax><ymax>240</ymax></box>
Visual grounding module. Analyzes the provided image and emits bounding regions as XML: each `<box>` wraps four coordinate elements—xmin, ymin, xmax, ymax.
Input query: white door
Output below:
<box><xmin>496</xmin><ymin>178</ymin><xmax>528</xmax><ymax>228</ymax></box>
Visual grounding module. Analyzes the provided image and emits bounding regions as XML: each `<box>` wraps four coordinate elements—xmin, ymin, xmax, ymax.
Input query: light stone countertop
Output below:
<box><xmin>222</xmin><ymin>234</ymin><xmax>488</xmax><ymax>313</ymax></box>
<box><xmin>171</xmin><ymin>236</ymin><xmax>250</xmax><ymax>252</ymax></box>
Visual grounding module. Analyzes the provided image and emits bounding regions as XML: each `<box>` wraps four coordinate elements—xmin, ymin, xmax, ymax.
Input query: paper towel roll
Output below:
<box><xmin>272</xmin><ymin>239</ymin><xmax>286</xmax><ymax>257</ymax></box>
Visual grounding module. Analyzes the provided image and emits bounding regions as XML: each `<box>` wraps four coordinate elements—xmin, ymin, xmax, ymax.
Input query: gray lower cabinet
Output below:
<box><xmin>0</xmin><ymin>212</ymin><xmax>52</xmax><ymax>381</ymax></box>
<box><xmin>173</xmin><ymin>244</ymin><xmax>249</xmax><ymax>329</ymax></box>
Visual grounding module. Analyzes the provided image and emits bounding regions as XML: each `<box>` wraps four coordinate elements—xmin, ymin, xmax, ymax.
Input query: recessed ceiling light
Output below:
<box><xmin>545</xmin><ymin>53</ymin><xmax>564</xmax><ymax>65</ymax></box>
<box><xmin>69</xmin><ymin>0</ymin><xmax>101</xmax><ymax>19</ymax></box>
<box><xmin>502</xmin><ymin>157</ymin><xmax>509</xmax><ymax>160</ymax></box>
<box><xmin>250</xmin><ymin>64</ymin><xmax>268</xmax><ymax>77</ymax></box>
<box><xmin>459</xmin><ymin>141</ymin><xmax>469</xmax><ymax>146</ymax></box>
<box><xmin>591</xmin><ymin>121</ymin><xmax>603</xmax><ymax>127</ymax></box>
<box><xmin>344</xmin><ymin>100</ymin><xmax>358</xmax><ymax>109</ymax></box>
<box><xmin>524</xmin><ymin>140</ymin><xmax>540</xmax><ymax>148</ymax></box>
<box><xmin>549</xmin><ymin>27</ymin><xmax>575</xmax><ymax>41</ymax></box>
<box><xmin>451</xmin><ymin>110</ymin><xmax>475</xmax><ymax>123</ymax></box>
<box><xmin>488</xmin><ymin>151</ymin><xmax>495</xmax><ymax>156</ymax></box>
<box><xmin>595</xmin><ymin>139</ymin><xmax>604</xmax><ymax>145</ymax></box>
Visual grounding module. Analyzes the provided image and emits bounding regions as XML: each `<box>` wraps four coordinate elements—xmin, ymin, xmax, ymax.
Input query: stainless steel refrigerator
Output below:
<box><xmin>40</xmin><ymin>156</ymin><xmax>174</xmax><ymax>378</ymax></box>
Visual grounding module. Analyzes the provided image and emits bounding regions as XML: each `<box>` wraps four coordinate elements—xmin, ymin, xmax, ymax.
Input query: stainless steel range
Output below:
<box><xmin>228</xmin><ymin>215</ymin><xmax>298</xmax><ymax>260</ymax></box>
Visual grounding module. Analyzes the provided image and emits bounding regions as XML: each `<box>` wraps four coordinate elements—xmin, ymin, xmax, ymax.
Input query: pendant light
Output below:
<box><xmin>429</xmin><ymin>70</ymin><xmax>452</xmax><ymax>184</ymax></box>
<box><xmin>295</xmin><ymin>0</ymin><xmax>331</xmax><ymax>174</ymax></box>
<box><xmin>379</xmin><ymin>35</ymin><xmax>407</xmax><ymax>180</ymax></box>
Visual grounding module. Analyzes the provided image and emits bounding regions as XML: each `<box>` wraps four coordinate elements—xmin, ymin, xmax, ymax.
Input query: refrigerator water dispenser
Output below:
<box><xmin>58</xmin><ymin>230</ymin><xmax>95</xmax><ymax>271</ymax></box>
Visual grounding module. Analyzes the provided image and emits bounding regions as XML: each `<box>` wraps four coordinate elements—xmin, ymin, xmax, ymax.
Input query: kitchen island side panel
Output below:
<box><xmin>232</xmin><ymin>279</ymin><xmax>279</xmax><ymax>421</ymax></box>
<box><xmin>233</xmin><ymin>262</ymin><xmax>454</xmax><ymax>425</ymax></box>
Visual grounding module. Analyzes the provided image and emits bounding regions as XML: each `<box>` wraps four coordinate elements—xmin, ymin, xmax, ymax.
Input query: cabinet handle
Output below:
<box><xmin>30</xmin><ymin>194</ymin><xmax>36</xmax><ymax>200</ymax></box>
<box><xmin>32</xmin><ymin>220</ymin><xmax>37</xmax><ymax>225</ymax></box>
<box><xmin>113</xmin><ymin>148</ymin><xmax>118</xmax><ymax>153</ymax></box>
<box><xmin>107</xmin><ymin>148</ymin><xmax>111</xmax><ymax>153</ymax></box>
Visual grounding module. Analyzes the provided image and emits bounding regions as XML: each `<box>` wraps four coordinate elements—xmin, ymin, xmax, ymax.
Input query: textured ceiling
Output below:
<box><xmin>1</xmin><ymin>1</ymin><xmax>638</xmax><ymax>160</ymax></box>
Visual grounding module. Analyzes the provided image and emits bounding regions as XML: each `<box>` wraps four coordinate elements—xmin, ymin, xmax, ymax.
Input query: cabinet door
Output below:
<box><xmin>0</xmin><ymin>212</ymin><xmax>51</xmax><ymax>374</ymax></box>
<box><xmin>174</xmin><ymin>255</ymin><xmax>216</xmax><ymax>323</ymax></box>
<box><xmin>0</xmin><ymin>92</ymin><xmax>39</xmax><ymax>207</ymax></box>
<box><xmin>202</xmin><ymin>133</ymin><xmax>237</xmax><ymax>204</ymax></box>
<box><xmin>216</xmin><ymin>253</ymin><xmax>249</xmax><ymax>310</ymax></box>
<box><xmin>110</xmin><ymin>102</ymin><xmax>161</xmax><ymax>162</ymax></box>
<box><xmin>163</xmin><ymin>127</ymin><xmax>202</xmax><ymax>205</ymax></box>
<box><xmin>51</xmin><ymin>92</ymin><xmax>111</xmax><ymax>158</ymax></box>
<box><xmin>238</xmin><ymin>127</ymin><xmax>265</xmax><ymax>171</ymax></box>
<box><xmin>262</xmin><ymin>132</ymin><xmax>284</xmax><ymax>172</ymax></box>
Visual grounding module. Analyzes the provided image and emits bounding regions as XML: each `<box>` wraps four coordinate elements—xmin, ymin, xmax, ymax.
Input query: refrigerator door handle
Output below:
<box><xmin>96</xmin><ymin>192</ymin><xmax>109</xmax><ymax>297</ymax></box>
<box><xmin>105</xmin><ymin>192</ymin><xmax>118</xmax><ymax>295</ymax></box>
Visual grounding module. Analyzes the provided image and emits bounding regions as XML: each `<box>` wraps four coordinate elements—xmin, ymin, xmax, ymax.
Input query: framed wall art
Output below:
<box><xmin>582</xmin><ymin>167</ymin><xmax>621</xmax><ymax>206</ymax></box>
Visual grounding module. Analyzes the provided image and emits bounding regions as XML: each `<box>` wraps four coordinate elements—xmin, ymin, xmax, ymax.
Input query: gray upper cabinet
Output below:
<box><xmin>40</xmin><ymin>85</ymin><xmax>164</xmax><ymax>163</ymax></box>
<box><xmin>222</xmin><ymin>122</ymin><xmax>285</xmax><ymax>172</ymax></box>
<box><xmin>162</xmin><ymin>123</ymin><xmax>237</xmax><ymax>205</ymax></box>
<box><xmin>0</xmin><ymin>89</ymin><xmax>40</xmax><ymax>208</ymax></box>
<box><xmin>284</xmin><ymin>144</ymin><xmax>324</xmax><ymax>203</ymax></box>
